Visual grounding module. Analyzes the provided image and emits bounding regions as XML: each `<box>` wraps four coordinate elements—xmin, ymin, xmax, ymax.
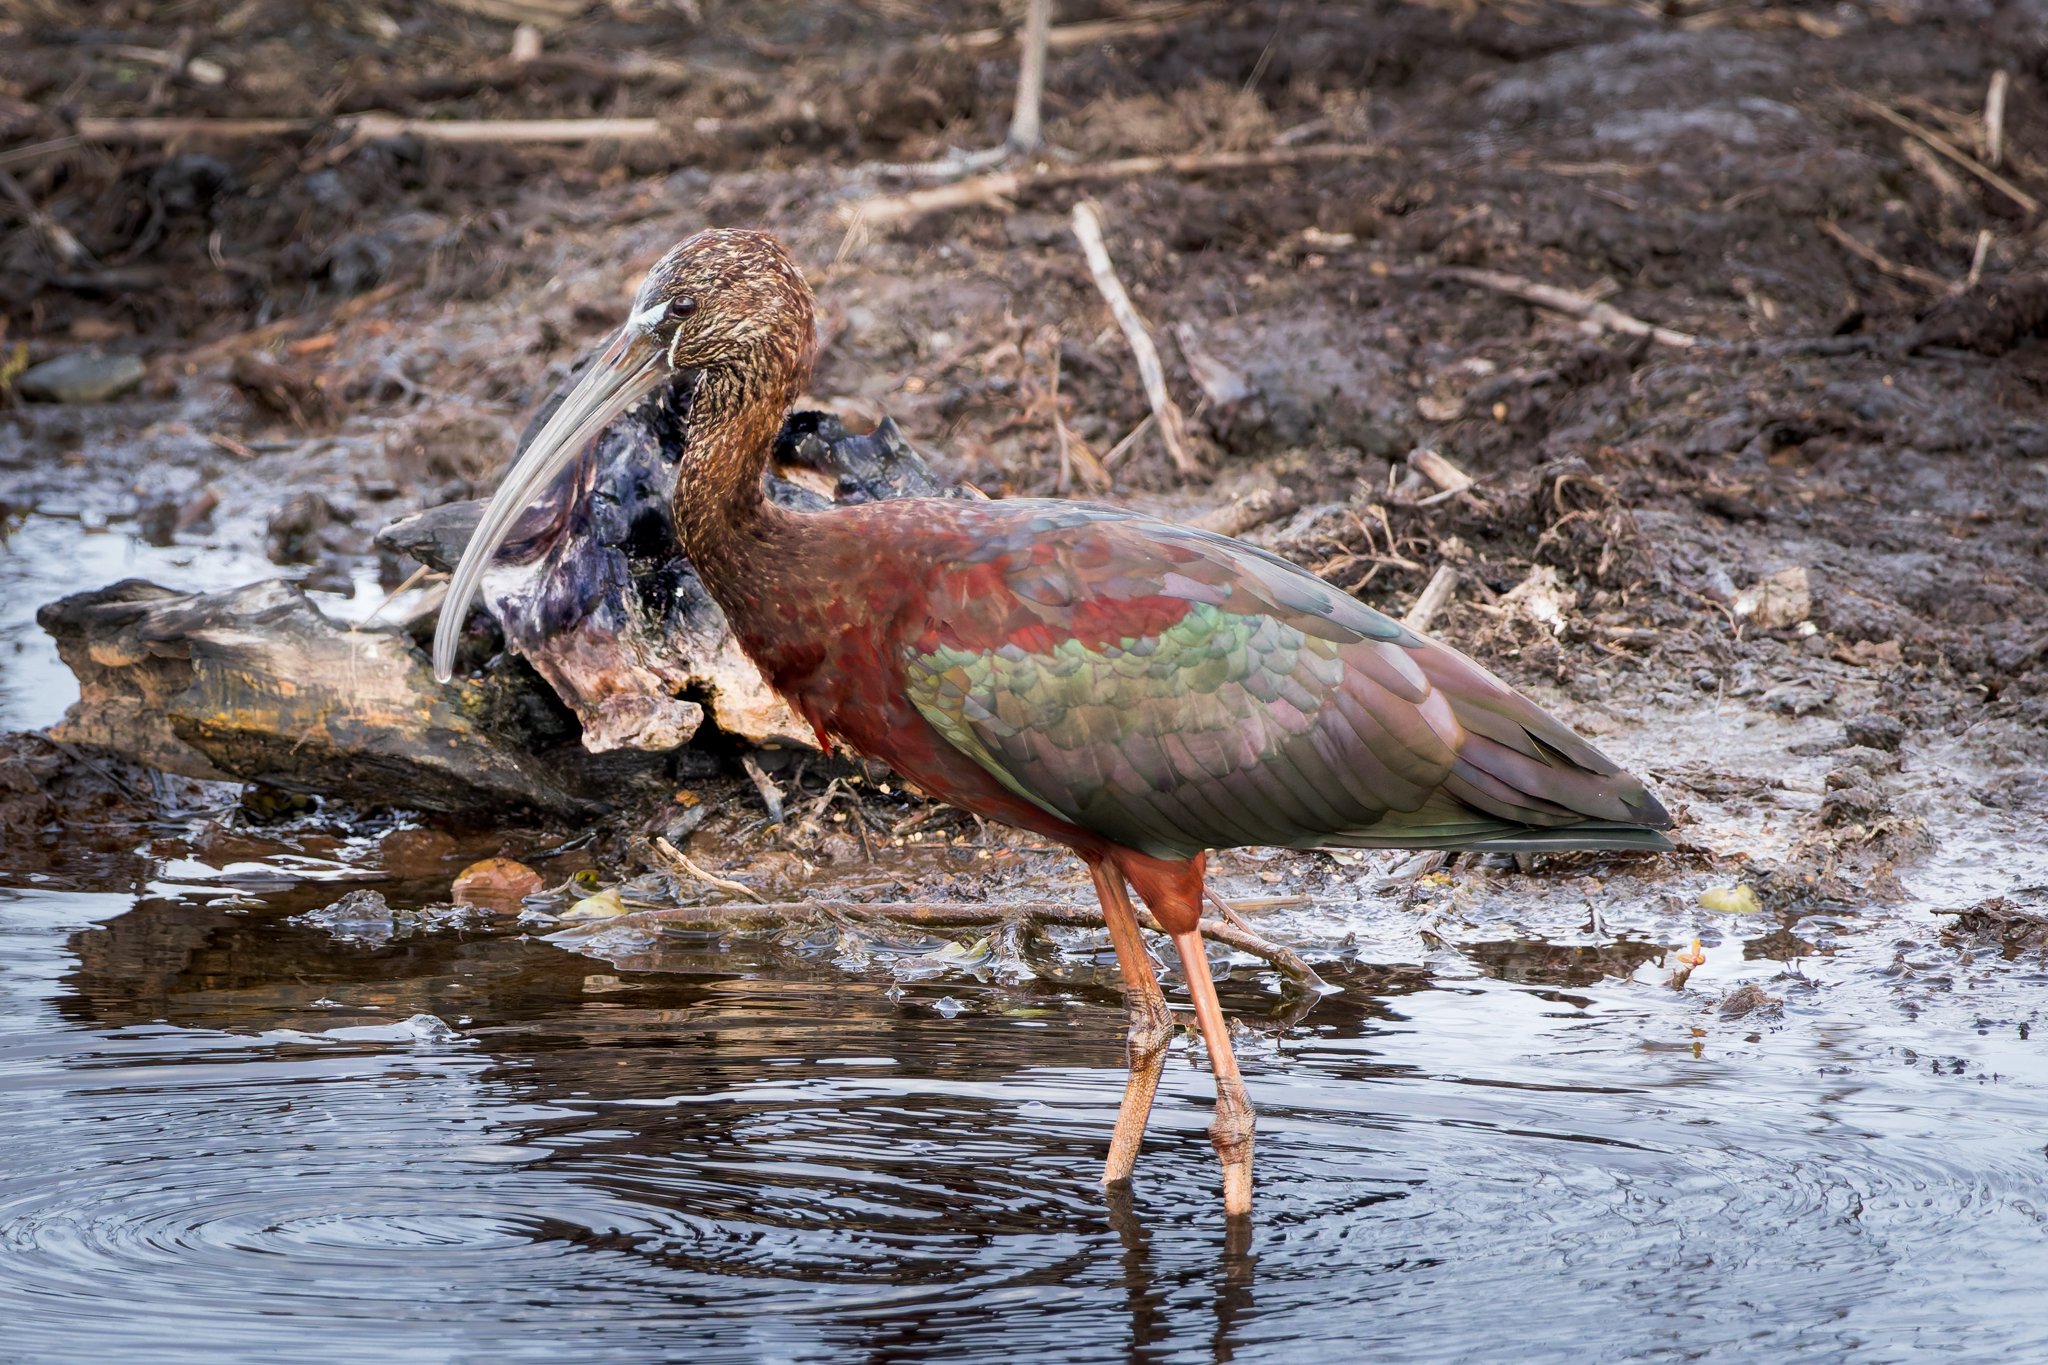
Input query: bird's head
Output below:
<box><xmin>431</xmin><ymin>228</ymin><xmax>814</xmax><ymax>683</ymax></box>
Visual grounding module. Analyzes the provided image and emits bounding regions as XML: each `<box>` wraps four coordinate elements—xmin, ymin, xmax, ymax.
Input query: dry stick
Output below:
<box><xmin>1984</xmin><ymin>70</ymin><xmax>2011</xmax><ymax>170</ymax></box>
<box><xmin>940</xmin><ymin>1</ymin><xmax>1216</xmax><ymax>52</ymax></box>
<box><xmin>1900</xmin><ymin>136</ymin><xmax>1970</xmax><ymax>208</ymax></box>
<box><xmin>0</xmin><ymin>134</ymin><xmax>84</xmax><ymax>171</ymax></box>
<box><xmin>576</xmin><ymin>898</ymin><xmax>1331</xmax><ymax>991</ymax></box>
<box><xmin>72</xmin><ymin>114</ymin><xmax>671</xmax><ymax>146</ymax></box>
<box><xmin>739</xmin><ymin>754</ymin><xmax>786</xmax><ymax>824</ymax></box>
<box><xmin>1406</xmin><ymin>447</ymin><xmax>1474</xmax><ymax>497</ymax></box>
<box><xmin>1843</xmin><ymin>90</ymin><xmax>2039</xmax><ymax>216</ymax></box>
<box><xmin>0</xmin><ymin>168</ymin><xmax>89</xmax><ymax>266</ymax></box>
<box><xmin>1402</xmin><ymin>564</ymin><xmax>1460</xmax><ymax>633</ymax></box>
<box><xmin>1965</xmin><ymin>229</ymin><xmax>1993</xmax><ymax>290</ymax></box>
<box><xmin>848</xmin><ymin>143</ymin><xmax>1380</xmax><ymax>229</ymax></box>
<box><xmin>1817</xmin><ymin>219</ymin><xmax>1952</xmax><ymax>292</ymax></box>
<box><xmin>1071</xmin><ymin>199</ymin><xmax>1195</xmax><ymax>476</ymax></box>
<box><xmin>651</xmin><ymin>837</ymin><xmax>771</xmax><ymax>905</ymax></box>
<box><xmin>1099</xmin><ymin>412</ymin><xmax>1155</xmax><ymax>469</ymax></box>
<box><xmin>1006</xmin><ymin>0</ymin><xmax>1053</xmax><ymax>154</ymax></box>
<box><xmin>1433</xmin><ymin>265</ymin><xmax>1698</xmax><ymax>347</ymax></box>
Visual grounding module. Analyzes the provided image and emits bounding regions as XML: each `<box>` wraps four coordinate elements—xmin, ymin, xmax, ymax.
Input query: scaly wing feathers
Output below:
<box><xmin>900</xmin><ymin>502</ymin><xmax>1670</xmax><ymax>860</ymax></box>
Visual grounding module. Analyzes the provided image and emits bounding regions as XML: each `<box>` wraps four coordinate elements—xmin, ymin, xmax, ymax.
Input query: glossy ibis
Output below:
<box><xmin>434</xmin><ymin>229</ymin><xmax>1672</xmax><ymax>1218</ymax></box>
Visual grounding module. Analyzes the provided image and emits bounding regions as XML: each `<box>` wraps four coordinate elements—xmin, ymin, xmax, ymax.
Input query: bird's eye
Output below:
<box><xmin>668</xmin><ymin>296</ymin><xmax>697</xmax><ymax>321</ymax></box>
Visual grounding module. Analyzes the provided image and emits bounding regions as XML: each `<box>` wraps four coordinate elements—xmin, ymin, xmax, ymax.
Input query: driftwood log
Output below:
<box><xmin>36</xmin><ymin>577</ymin><xmax>666</xmax><ymax>816</ymax></box>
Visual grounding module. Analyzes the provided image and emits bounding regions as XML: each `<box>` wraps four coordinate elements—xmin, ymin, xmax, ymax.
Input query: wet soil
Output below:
<box><xmin>3</xmin><ymin>2</ymin><xmax>2048</xmax><ymax>1359</ymax></box>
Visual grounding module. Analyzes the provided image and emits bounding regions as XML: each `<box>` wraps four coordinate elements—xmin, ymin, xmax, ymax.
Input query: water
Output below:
<box><xmin>3</xmin><ymin>849</ymin><xmax>2045</xmax><ymax>1363</ymax></box>
<box><xmin>0</xmin><ymin>512</ymin><xmax>385</xmax><ymax>733</ymax></box>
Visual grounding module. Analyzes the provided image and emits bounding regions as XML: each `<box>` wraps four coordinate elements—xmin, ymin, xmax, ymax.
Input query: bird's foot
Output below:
<box><xmin>1212</xmin><ymin>1071</ymin><xmax>1257</xmax><ymax>1219</ymax></box>
<box><xmin>1102</xmin><ymin>994</ymin><xmax>1173</xmax><ymax>1188</ymax></box>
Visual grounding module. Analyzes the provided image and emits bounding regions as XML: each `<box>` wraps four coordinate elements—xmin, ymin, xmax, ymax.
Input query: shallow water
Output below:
<box><xmin>3</xmin><ymin>843</ymin><xmax>2045</xmax><ymax>1364</ymax></box>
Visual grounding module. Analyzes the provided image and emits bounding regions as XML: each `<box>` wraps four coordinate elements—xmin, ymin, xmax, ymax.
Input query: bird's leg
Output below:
<box><xmin>1170</xmin><ymin>927</ymin><xmax>1256</xmax><ymax>1218</ymax></box>
<box><xmin>1088</xmin><ymin>861</ymin><xmax>1172</xmax><ymax>1188</ymax></box>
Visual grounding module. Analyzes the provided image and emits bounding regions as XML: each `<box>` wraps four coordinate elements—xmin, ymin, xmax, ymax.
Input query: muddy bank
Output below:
<box><xmin>0</xmin><ymin>0</ymin><xmax>2041</xmax><ymax>927</ymax></box>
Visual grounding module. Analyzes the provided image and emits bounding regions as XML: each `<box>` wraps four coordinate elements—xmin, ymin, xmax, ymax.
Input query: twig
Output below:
<box><xmin>205</xmin><ymin>432</ymin><xmax>258</xmax><ymax>460</ymax></box>
<box><xmin>432</xmin><ymin>0</ymin><xmax>585</xmax><ymax>30</ymax></box>
<box><xmin>940</xmin><ymin>2</ymin><xmax>1215</xmax><ymax>53</ymax></box>
<box><xmin>1071</xmin><ymin>199</ymin><xmax>1195</xmax><ymax>476</ymax></box>
<box><xmin>1964</xmin><ymin>229</ymin><xmax>1992</xmax><ymax>290</ymax></box>
<box><xmin>1005</xmin><ymin>0</ymin><xmax>1052</xmax><ymax>154</ymax></box>
<box><xmin>740</xmin><ymin>753</ymin><xmax>786</xmax><ymax>823</ymax></box>
<box><xmin>72</xmin><ymin>114</ymin><xmax>671</xmax><ymax>147</ymax></box>
<box><xmin>1843</xmin><ymin>90</ymin><xmax>2039</xmax><ymax>216</ymax></box>
<box><xmin>0</xmin><ymin>134</ymin><xmax>84</xmax><ymax>171</ymax></box>
<box><xmin>1984</xmin><ymin>70</ymin><xmax>2010</xmax><ymax>170</ymax></box>
<box><xmin>1899</xmin><ymin>137</ymin><xmax>1969</xmax><ymax>207</ymax></box>
<box><xmin>1817</xmin><ymin>219</ymin><xmax>1952</xmax><ymax>292</ymax></box>
<box><xmin>1402</xmin><ymin>564</ymin><xmax>1459</xmax><ymax>633</ymax></box>
<box><xmin>1045</xmin><ymin>337</ymin><xmax>1111</xmax><ymax>493</ymax></box>
<box><xmin>0</xmin><ymin>168</ymin><xmax>90</xmax><ymax>266</ymax></box>
<box><xmin>650</xmin><ymin>836</ymin><xmax>770</xmax><ymax>904</ymax></box>
<box><xmin>562</xmin><ymin>897</ymin><xmax>1331</xmax><ymax>991</ymax></box>
<box><xmin>1433</xmin><ymin>265</ymin><xmax>1698</xmax><ymax>347</ymax></box>
<box><xmin>1190</xmin><ymin>486</ymin><xmax>1300</xmax><ymax>538</ymax></box>
<box><xmin>1099</xmin><ymin>412</ymin><xmax>1155</xmax><ymax>468</ymax></box>
<box><xmin>1405</xmin><ymin>447</ymin><xmax>1475</xmax><ymax>497</ymax></box>
<box><xmin>350</xmin><ymin>563</ymin><xmax>435</xmax><ymax>633</ymax></box>
<box><xmin>844</xmin><ymin>143</ymin><xmax>1380</xmax><ymax>229</ymax></box>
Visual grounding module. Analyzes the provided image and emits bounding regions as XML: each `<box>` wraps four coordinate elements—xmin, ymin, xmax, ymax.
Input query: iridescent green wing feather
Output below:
<box><xmin>901</xmin><ymin>502</ymin><xmax>1669</xmax><ymax>859</ymax></box>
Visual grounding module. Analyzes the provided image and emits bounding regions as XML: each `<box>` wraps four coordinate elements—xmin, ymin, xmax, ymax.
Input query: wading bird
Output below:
<box><xmin>434</xmin><ymin>229</ymin><xmax>1671</xmax><ymax>1218</ymax></box>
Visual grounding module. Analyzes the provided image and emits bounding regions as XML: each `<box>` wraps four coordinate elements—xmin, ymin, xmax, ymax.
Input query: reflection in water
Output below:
<box><xmin>4</xmin><ymin>876</ymin><xmax>2048</xmax><ymax>1362</ymax></box>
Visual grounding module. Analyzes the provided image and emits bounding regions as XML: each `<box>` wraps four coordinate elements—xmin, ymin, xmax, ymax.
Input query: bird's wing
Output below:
<box><xmin>899</xmin><ymin>502</ymin><xmax>1669</xmax><ymax>860</ymax></box>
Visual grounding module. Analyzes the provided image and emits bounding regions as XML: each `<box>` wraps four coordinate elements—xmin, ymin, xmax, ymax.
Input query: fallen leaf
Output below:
<box><xmin>1698</xmin><ymin>884</ymin><xmax>1761</xmax><ymax>915</ymax></box>
<box><xmin>451</xmin><ymin>857</ymin><xmax>544</xmax><ymax>911</ymax></box>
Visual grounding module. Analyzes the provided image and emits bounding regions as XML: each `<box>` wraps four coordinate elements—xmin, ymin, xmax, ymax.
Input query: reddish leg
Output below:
<box><xmin>1087</xmin><ymin>860</ymin><xmax>1172</xmax><ymax>1187</ymax></box>
<box><xmin>1120</xmin><ymin>851</ymin><xmax>1256</xmax><ymax>1218</ymax></box>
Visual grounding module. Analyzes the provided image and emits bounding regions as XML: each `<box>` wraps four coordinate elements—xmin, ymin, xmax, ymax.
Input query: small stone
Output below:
<box><xmin>17</xmin><ymin>352</ymin><xmax>146</xmax><ymax>403</ymax></box>
<box><xmin>1843</xmin><ymin>712</ymin><xmax>1905</xmax><ymax>752</ymax></box>
<box><xmin>1761</xmin><ymin>678</ymin><xmax>1835</xmax><ymax>716</ymax></box>
<box><xmin>1831</xmin><ymin>745</ymin><xmax>1902</xmax><ymax>775</ymax></box>
<box><xmin>1733</xmin><ymin>565</ymin><xmax>1811</xmax><ymax>630</ymax></box>
<box><xmin>1820</xmin><ymin>771</ymin><xmax>1886</xmax><ymax>825</ymax></box>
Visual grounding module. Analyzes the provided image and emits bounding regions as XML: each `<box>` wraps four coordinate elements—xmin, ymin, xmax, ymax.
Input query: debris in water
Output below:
<box><xmin>289</xmin><ymin>889</ymin><xmax>396</xmax><ymax>944</ymax></box>
<box><xmin>1716</xmin><ymin>983</ymin><xmax>1782</xmax><ymax>1019</ymax></box>
<box><xmin>288</xmin><ymin>889</ymin><xmax>483</xmax><ymax>945</ymax></box>
<box><xmin>1698</xmin><ymin>885</ymin><xmax>1761</xmax><ymax>915</ymax></box>
<box><xmin>562</xmin><ymin>886</ymin><xmax>631</xmax><ymax>920</ymax></box>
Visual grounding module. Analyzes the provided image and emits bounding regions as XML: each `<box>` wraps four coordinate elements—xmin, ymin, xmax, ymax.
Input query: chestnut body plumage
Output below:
<box><xmin>435</xmin><ymin>229</ymin><xmax>1672</xmax><ymax>1218</ymax></box>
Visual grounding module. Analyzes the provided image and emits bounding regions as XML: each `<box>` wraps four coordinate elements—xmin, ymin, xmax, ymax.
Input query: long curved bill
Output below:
<box><xmin>431</xmin><ymin>320</ymin><xmax>670</xmax><ymax>683</ymax></box>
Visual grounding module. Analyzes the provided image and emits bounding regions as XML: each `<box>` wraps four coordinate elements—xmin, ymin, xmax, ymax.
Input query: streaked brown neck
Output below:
<box><xmin>672</xmin><ymin>355</ymin><xmax>811</xmax><ymax>661</ymax></box>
